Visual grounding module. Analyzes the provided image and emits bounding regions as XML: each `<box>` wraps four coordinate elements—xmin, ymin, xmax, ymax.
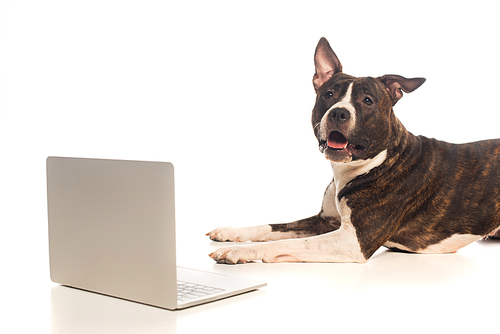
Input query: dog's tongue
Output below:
<box><xmin>328</xmin><ymin>131</ymin><xmax>348</xmax><ymax>149</ymax></box>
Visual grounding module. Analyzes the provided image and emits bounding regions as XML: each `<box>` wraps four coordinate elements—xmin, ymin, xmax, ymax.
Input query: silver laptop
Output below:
<box><xmin>47</xmin><ymin>156</ymin><xmax>266</xmax><ymax>310</ymax></box>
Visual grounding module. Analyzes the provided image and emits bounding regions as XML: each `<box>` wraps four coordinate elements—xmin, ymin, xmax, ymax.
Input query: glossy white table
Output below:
<box><xmin>6</xmin><ymin>229</ymin><xmax>500</xmax><ymax>334</ymax></box>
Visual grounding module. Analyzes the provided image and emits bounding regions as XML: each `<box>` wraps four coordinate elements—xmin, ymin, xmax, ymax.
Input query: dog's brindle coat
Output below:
<box><xmin>207</xmin><ymin>37</ymin><xmax>500</xmax><ymax>264</ymax></box>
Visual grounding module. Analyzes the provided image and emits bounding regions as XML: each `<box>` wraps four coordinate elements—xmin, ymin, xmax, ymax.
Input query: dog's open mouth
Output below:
<box><xmin>319</xmin><ymin>131</ymin><xmax>367</xmax><ymax>158</ymax></box>
<box><xmin>328</xmin><ymin>131</ymin><xmax>349</xmax><ymax>150</ymax></box>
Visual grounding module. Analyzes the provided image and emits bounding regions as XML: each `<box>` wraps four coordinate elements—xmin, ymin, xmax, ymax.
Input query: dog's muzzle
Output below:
<box><xmin>318</xmin><ymin>131</ymin><xmax>368</xmax><ymax>161</ymax></box>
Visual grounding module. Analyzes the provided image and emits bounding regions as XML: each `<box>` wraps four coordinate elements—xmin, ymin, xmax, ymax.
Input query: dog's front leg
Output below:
<box><xmin>206</xmin><ymin>214</ymin><xmax>340</xmax><ymax>242</ymax></box>
<box><xmin>209</xmin><ymin>221</ymin><xmax>366</xmax><ymax>264</ymax></box>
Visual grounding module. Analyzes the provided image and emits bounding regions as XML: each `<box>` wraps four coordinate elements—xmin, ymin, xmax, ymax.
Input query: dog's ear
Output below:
<box><xmin>378</xmin><ymin>75</ymin><xmax>426</xmax><ymax>106</ymax></box>
<box><xmin>313</xmin><ymin>37</ymin><xmax>342</xmax><ymax>91</ymax></box>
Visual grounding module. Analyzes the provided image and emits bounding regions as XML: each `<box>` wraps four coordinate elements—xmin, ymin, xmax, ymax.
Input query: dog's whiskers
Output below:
<box><xmin>313</xmin><ymin>122</ymin><xmax>328</xmax><ymax>153</ymax></box>
<box><xmin>313</xmin><ymin>122</ymin><xmax>323</xmax><ymax>137</ymax></box>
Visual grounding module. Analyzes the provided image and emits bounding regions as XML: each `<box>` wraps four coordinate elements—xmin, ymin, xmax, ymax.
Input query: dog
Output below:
<box><xmin>206</xmin><ymin>37</ymin><xmax>500</xmax><ymax>264</ymax></box>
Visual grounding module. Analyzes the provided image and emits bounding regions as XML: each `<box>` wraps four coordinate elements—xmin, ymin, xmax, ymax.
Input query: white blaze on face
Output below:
<box><xmin>320</xmin><ymin>82</ymin><xmax>356</xmax><ymax>139</ymax></box>
<box><xmin>328</xmin><ymin>82</ymin><xmax>356</xmax><ymax>116</ymax></box>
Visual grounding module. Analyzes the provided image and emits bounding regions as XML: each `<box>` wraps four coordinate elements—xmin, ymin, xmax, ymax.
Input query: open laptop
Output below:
<box><xmin>47</xmin><ymin>156</ymin><xmax>266</xmax><ymax>310</ymax></box>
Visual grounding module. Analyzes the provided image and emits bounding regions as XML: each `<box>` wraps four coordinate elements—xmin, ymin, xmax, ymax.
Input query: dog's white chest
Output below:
<box><xmin>321</xmin><ymin>150</ymin><xmax>388</xmax><ymax>219</ymax></box>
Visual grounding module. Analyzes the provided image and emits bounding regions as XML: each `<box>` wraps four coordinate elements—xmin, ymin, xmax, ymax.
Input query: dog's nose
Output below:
<box><xmin>329</xmin><ymin>108</ymin><xmax>350</xmax><ymax>124</ymax></box>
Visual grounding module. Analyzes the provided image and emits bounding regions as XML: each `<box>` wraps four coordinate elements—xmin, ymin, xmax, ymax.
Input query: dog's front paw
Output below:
<box><xmin>206</xmin><ymin>227</ymin><xmax>244</xmax><ymax>242</ymax></box>
<box><xmin>206</xmin><ymin>225</ymin><xmax>272</xmax><ymax>242</ymax></box>
<box><xmin>209</xmin><ymin>246</ymin><xmax>258</xmax><ymax>264</ymax></box>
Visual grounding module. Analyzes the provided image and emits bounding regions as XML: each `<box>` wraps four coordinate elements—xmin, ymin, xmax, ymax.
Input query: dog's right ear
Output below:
<box><xmin>313</xmin><ymin>37</ymin><xmax>343</xmax><ymax>91</ymax></box>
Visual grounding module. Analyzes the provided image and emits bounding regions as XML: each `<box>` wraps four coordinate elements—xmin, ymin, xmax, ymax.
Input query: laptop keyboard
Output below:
<box><xmin>177</xmin><ymin>280</ymin><xmax>225</xmax><ymax>302</ymax></box>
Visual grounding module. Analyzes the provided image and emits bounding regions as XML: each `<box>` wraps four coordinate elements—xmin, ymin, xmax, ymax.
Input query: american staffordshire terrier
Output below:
<box><xmin>207</xmin><ymin>37</ymin><xmax>500</xmax><ymax>264</ymax></box>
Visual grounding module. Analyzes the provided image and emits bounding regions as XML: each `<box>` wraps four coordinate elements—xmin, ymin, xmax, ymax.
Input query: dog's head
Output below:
<box><xmin>312</xmin><ymin>38</ymin><xmax>425</xmax><ymax>163</ymax></box>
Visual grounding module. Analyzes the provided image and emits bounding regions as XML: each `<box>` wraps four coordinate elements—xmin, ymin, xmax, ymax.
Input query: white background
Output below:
<box><xmin>1</xmin><ymin>1</ymin><xmax>500</xmax><ymax>333</ymax></box>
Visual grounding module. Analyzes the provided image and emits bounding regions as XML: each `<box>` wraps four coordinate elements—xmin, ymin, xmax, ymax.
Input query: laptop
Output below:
<box><xmin>47</xmin><ymin>156</ymin><xmax>266</xmax><ymax>310</ymax></box>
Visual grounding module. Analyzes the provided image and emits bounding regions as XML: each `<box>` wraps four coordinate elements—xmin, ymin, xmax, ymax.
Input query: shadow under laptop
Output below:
<box><xmin>50</xmin><ymin>284</ymin><xmax>266</xmax><ymax>334</ymax></box>
<box><xmin>51</xmin><ymin>285</ymin><xmax>177</xmax><ymax>333</ymax></box>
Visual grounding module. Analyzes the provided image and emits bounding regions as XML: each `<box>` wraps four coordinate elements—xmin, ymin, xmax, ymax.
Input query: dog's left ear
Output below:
<box><xmin>378</xmin><ymin>75</ymin><xmax>426</xmax><ymax>106</ymax></box>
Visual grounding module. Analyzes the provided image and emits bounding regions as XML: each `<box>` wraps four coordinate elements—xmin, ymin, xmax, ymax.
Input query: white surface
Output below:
<box><xmin>13</xmin><ymin>237</ymin><xmax>500</xmax><ymax>334</ymax></box>
<box><xmin>1</xmin><ymin>1</ymin><xmax>500</xmax><ymax>333</ymax></box>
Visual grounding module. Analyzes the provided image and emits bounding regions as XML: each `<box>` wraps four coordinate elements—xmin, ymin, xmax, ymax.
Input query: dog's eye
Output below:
<box><xmin>363</xmin><ymin>97</ymin><xmax>374</xmax><ymax>105</ymax></box>
<box><xmin>324</xmin><ymin>91</ymin><xmax>334</xmax><ymax>99</ymax></box>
